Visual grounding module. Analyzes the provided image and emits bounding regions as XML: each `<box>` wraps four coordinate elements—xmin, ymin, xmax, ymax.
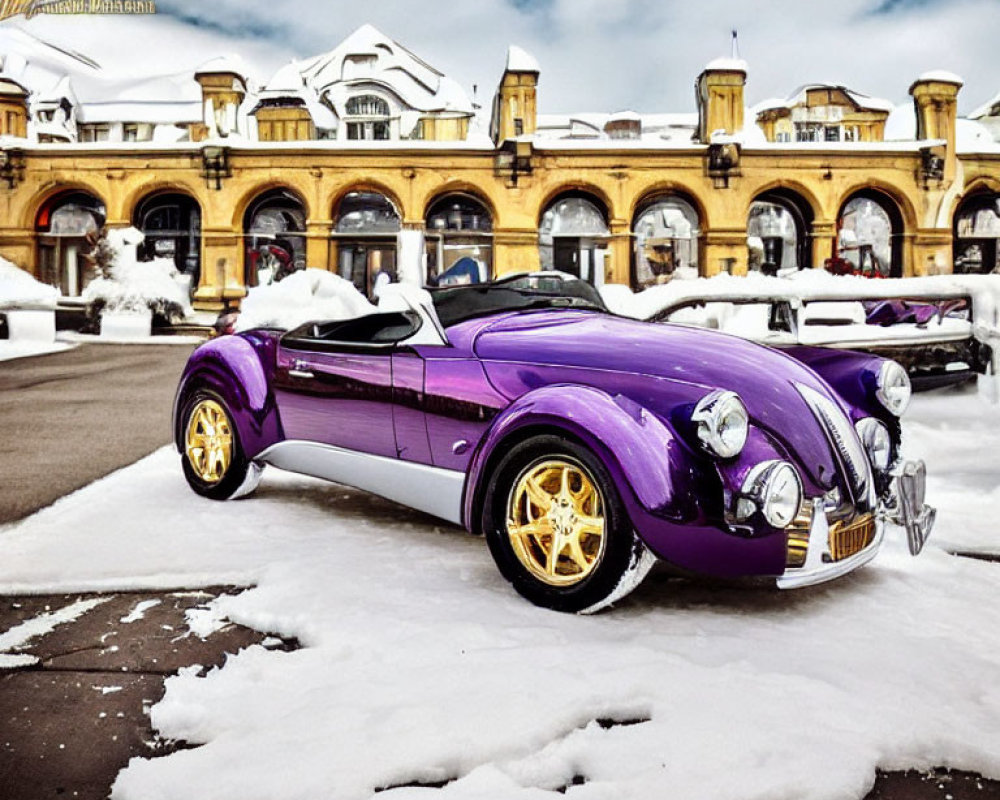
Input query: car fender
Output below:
<box><xmin>463</xmin><ymin>383</ymin><xmax>701</xmax><ymax>531</ymax></box>
<box><xmin>173</xmin><ymin>332</ymin><xmax>284</xmax><ymax>459</ymax></box>
<box><xmin>781</xmin><ymin>345</ymin><xmax>887</xmax><ymax>420</ymax></box>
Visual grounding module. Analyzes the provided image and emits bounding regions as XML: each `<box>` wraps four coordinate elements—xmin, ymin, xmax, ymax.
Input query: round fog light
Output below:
<box><xmin>739</xmin><ymin>460</ymin><xmax>803</xmax><ymax>529</ymax></box>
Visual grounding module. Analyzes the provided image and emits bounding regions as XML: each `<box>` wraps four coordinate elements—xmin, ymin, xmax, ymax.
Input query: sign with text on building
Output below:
<box><xmin>0</xmin><ymin>0</ymin><xmax>155</xmax><ymax>20</ymax></box>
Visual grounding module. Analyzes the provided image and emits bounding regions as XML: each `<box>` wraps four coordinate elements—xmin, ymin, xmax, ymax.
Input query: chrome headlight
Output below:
<box><xmin>736</xmin><ymin>460</ymin><xmax>803</xmax><ymax>528</ymax></box>
<box><xmin>691</xmin><ymin>390</ymin><xmax>749</xmax><ymax>459</ymax></box>
<box><xmin>876</xmin><ymin>361</ymin><xmax>911</xmax><ymax>417</ymax></box>
<box><xmin>855</xmin><ymin>417</ymin><xmax>891</xmax><ymax>471</ymax></box>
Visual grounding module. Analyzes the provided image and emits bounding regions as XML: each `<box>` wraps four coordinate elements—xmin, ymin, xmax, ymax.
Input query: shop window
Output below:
<box><xmin>334</xmin><ymin>191</ymin><xmax>401</xmax><ymax>296</ymax></box>
<box><xmin>35</xmin><ymin>191</ymin><xmax>107</xmax><ymax>296</ymax></box>
<box><xmin>425</xmin><ymin>193</ymin><xmax>493</xmax><ymax>285</ymax></box>
<box><xmin>632</xmin><ymin>195</ymin><xmax>700</xmax><ymax>288</ymax></box>
<box><xmin>954</xmin><ymin>193</ymin><xmax>1000</xmax><ymax>274</ymax></box>
<box><xmin>539</xmin><ymin>194</ymin><xmax>610</xmax><ymax>285</ymax></box>
<box><xmin>243</xmin><ymin>189</ymin><xmax>307</xmax><ymax>287</ymax></box>
<box><xmin>134</xmin><ymin>192</ymin><xmax>202</xmax><ymax>286</ymax></box>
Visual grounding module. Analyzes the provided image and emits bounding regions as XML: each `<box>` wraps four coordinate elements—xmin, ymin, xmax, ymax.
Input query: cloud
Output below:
<box><xmin>9</xmin><ymin>0</ymin><xmax>1000</xmax><ymax>114</ymax></box>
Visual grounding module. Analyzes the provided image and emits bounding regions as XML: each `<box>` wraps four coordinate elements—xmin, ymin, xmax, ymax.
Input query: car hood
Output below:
<box><xmin>473</xmin><ymin>310</ymin><xmax>860</xmax><ymax>494</ymax></box>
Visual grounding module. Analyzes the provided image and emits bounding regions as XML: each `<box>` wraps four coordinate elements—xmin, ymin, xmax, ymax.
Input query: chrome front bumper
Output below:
<box><xmin>777</xmin><ymin>459</ymin><xmax>935</xmax><ymax>590</ymax></box>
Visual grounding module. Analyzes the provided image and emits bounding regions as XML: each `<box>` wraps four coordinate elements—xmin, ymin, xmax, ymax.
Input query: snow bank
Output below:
<box><xmin>0</xmin><ymin>390</ymin><xmax>998</xmax><ymax>800</ymax></box>
<box><xmin>82</xmin><ymin>227</ymin><xmax>192</xmax><ymax>320</ymax></box>
<box><xmin>235</xmin><ymin>268</ymin><xmax>375</xmax><ymax>332</ymax></box>
<box><xmin>0</xmin><ymin>256</ymin><xmax>58</xmax><ymax>309</ymax></box>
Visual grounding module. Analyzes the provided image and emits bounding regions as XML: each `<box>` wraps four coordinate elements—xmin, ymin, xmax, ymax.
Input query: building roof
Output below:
<box><xmin>755</xmin><ymin>83</ymin><xmax>895</xmax><ymax>114</ymax></box>
<box><xmin>506</xmin><ymin>45</ymin><xmax>540</xmax><ymax>74</ymax></box>
<box><xmin>262</xmin><ymin>24</ymin><xmax>474</xmax><ymax>116</ymax></box>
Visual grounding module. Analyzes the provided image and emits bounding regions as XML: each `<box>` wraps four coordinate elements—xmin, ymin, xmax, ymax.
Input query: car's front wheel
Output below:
<box><xmin>180</xmin><ymin>391</ymin><xmax>260</xmax><ymax>500</ymax></box>
<box><xmin>483</xmin><ymin>435</ymin><xmax>655</xmax><ymax>613</ymax></box>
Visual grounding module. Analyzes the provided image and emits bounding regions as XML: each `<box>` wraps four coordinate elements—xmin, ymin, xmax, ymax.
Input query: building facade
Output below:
<box><xmin>0</xmin><ymin>26</ymin><xmax>998</xmax><ymax>309</ymax></box>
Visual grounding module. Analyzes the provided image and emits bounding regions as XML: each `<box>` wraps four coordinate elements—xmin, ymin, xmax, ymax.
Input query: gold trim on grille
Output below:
<box><xmin>828</xmin><ymin>514</ymin><xmax>876</xmax><ymax>562</ymax></box>
<box><xmin>785</xmin><ymin>499</ymin><xmax>813</xmax><ymax>568</ymax></box>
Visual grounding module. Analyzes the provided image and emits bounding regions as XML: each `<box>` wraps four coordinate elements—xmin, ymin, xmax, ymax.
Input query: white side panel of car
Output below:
<box><xmin>255</xmin><ymin>440</ymin><xmax>465</xmax><ymax>525</ymax></box>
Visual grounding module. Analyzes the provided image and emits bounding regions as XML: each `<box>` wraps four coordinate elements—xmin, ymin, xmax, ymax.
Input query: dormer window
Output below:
<box><xmin>345</xmin><ymin>94</ymin><xmax>391</xmax><ymax>140</ymax></box>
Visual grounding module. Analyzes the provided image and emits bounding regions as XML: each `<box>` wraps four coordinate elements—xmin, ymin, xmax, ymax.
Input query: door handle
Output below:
<box><xmin>289</xmin><ymin>360</ymin><xmax>314</xmax><ymax>380</ymax></box>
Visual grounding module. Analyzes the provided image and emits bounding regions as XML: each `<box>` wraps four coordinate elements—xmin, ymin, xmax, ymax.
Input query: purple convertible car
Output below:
<box><xmin>173</xmin><ymin>275</ymin><xmax>935</xmax><ymax>612</ymax></box>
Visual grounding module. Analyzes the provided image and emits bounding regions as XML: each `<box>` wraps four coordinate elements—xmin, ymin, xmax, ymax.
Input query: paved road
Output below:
<box><xmin>0</xmin><ymin>343</ymin><xmax>197</xmax><ymax>524</ymax></box>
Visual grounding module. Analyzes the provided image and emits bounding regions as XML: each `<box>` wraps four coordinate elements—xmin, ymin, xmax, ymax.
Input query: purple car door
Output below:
<box><xmin>273</xmin><ymin>326</ymin><xmax>399</xmax><ymax>459</ymax></box>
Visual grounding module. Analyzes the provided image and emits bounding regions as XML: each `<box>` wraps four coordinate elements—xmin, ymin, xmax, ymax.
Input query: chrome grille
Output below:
<box><xmin>785</xmin><ymin>499</ymin><xmax>813</xmax><ymax>568</ymax></box>
<box><xmin>828</xmin><ymin>514</ymin><xmax>876</xmax><ymax>562</ymax></box>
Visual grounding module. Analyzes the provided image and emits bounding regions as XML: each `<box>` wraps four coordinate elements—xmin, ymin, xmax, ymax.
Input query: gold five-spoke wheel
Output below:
<box><xmin>185</xmin><ymin>399</ymin><xmax>233</xmax><ymax>484</ymax></box>
<box><xmin>506</xmin><ymin>459</ymin><xmax>607</xmax><ymax>587</ymax></box>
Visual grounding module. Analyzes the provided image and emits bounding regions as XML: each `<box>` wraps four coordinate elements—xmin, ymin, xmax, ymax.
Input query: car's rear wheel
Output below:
<box><xmin>483</xmin><ymin>435</ymin><xmax>655</xmax><ymax>613</ymax></box>
<box><xmin>180</xmin><ymin>391</ymin><xmax>259</xmax><ymax>500</ymax></box>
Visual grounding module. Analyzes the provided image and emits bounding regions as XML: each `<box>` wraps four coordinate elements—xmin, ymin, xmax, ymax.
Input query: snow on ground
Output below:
<box><xmin>0</xmin><ymin>339</ymin><xmax>74</xmax><ymax>361</ymax></box>
<box><xmin>0</xmin><ymin>390</ymin><xmax>998</xmax><ymax>799</ymax></box>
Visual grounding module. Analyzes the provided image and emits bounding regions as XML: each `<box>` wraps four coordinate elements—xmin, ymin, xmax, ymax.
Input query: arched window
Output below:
<box><xmin>425</xmin><ymin>193</ymin><xmax>493</xmax><ymax>285</ymax></box>
<box><xmin>35</xmin><ymin>190</ymin><xmax>106</xmax><ymax>296</ymax></box>
<box><xmin>837</xmin><ymin>190</ymin><xmax>904</xmax><ymax>278</ymax></box>
<box><xmin>243</xmin><ymin>189</ymin><xmax>307</xmax><ymax>287</ymax></box>
<box><xmin>345</xmin><ymin>94</ymin><xmax>391</xmax><ymax>141</ymax></box>
<box><xmin>133</xmin><ymin>192</ymin><xmax>202</xmax><ymax>287</ymax></box>
<box><xmin>539</xmin><ymin>194</ymin><xmax>610</xmax><ymax>285</ymax></box>
<box><xmin>747</xmin><ymin>190</ymin><xmax>813</xmax><ymax>275</ymax></box>
<box><xmin>632</xmin><ymin>194</ymin><xmax>700</xmax><ymax>288</ymax></box>
<box><xmin>954</xmin><ymin>191</ymin><xmax>1000</xmax><ymax>274</ymax></box>
<box><xmin>333</xmin><ymin>191</ymin><xmax>401</xmax><ymax>296</ymax></box>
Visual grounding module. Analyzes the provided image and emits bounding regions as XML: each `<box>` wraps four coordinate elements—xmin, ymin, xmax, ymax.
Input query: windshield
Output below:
<box><xmin>429</xmin><ymin>275</ymin><xmax>608</xmax><ymax>328</ymax></box>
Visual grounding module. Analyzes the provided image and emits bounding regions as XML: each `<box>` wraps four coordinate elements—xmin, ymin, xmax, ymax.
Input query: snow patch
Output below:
<box><xmin>0</xmin><ymin>256</ymin><xmax>59</xmax><ymax>308</ymax></box>
<box><xmin>119</xmin><ymin>599</ymin><xmax>161</xmax><ymax>624</ymax></box>
<box><xmin>234</xmin><ymin>268</ymin><xmax>375</xmax><ymax>332</ymax></box>
<box><xmin>0</xmin><ymin>597</ymin><xmax>110</xmax><ymax>653</ymax></box>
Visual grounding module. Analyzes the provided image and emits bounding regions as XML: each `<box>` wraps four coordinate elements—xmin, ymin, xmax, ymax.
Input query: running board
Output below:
<box><xmin>255</xmin><ymin>440</ymin><xmax>466</xmax><ymax>526</ymax></box>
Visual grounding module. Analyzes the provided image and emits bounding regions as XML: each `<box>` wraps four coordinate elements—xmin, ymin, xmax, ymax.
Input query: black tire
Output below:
<box><xmin>179</xmin><ymin>390</ymin><xmax>254</xmax><ymax>501</ymax></box>
<box><xmin>482</xmin><ymin>434</ymin><xmax>654</xmax><ymax>613</ymax></box>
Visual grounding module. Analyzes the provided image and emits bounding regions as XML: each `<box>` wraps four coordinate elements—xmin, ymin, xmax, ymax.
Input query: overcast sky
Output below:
<box><xmin>10</xmin><ymin>0</ymin><xmax>1000</xmax><ymax>114</ymax></box>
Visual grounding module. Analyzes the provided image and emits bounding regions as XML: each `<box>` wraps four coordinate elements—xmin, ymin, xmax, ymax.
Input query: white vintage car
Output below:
<box><xmin>602</xmin><ymin>273</ymin><xmax>1000</xmax><ymax>391</ymax></box>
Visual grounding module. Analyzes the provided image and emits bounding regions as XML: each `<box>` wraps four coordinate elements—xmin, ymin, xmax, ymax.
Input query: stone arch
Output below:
<box><xmin>952</xmin><ymin>182</ymin><xmax>1000</xmax><ymax>274</ymax></box>
<box><xmin>421</xmin><ymin>183</ymin><xmax>498</xmax><ymax>223</ymax></box>
<box><xmin>538</xmin><ymin>188</ymin><xmax>612</xmax><ymax>283</ymax></box>
<box><xmin>537</xmin><ymin>183</ymin><xmax>615</xmax><ymax>228</ymax></box>
<box><xmin>230</xmin><ymin>182</ymin><xmax>312</xmax><ymax>232</ymax></box>
<box><xmin>330</xmin><ymin>185</ymin><xmax>404</xmax><ymax>296</ymax></box>
<box><xmin>630</xmin><ymin>189</ymin><xmax>704</xmax><ymax>288</ymax></box>
<box><xmin>33</xmin><ymin>187</ymin><xmax>108</xmax><ymax>296</ymax></box>
<box><xmin>627</xmin><ymin>181</ymin><xmax>710</xmax><ymax>230</ymax></box>
<box><xmin>423</xmin><ymin>189</ymin><xmax>495</xmax><ymax>285</ymax></box>
<box><xmin>241</xmin><ymin>186</ymin><xmax>310</xmax><ymax>286</ymax></box>
<box><xmin>26</xmin><ymin>181</ymin><xmax>107</xmax><ymax>231</ymax></box>
<box><xmin>131</xmin><ymin>188</ymin><xmax>203</xmax><ymax>282</ymax></box>
<box><xmin>120</xmin><ymin>180</ymin><xmax>204</xmax><ymax>227</ymax></box>
<box><xmin>747</xmin><ymin>185</ymin><xmax>817</xmax><ymax>273</ymax></box>
<box><xmin>836</xmin><ymin>186</ymin><xmax>909</xmax><ymax>278</ymax></box>
<box><xmin>328</xmin><ymin>181</ymin><xmax>404</xmax><ymax>222</ymax></box>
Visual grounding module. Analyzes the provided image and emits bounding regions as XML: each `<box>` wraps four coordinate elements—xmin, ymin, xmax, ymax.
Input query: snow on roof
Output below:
<box><xmin>766</xmin><ymin>83</ymin><xmax>896</xmax><ymax>113</ymax></box>
<box><xmin>0</xmin><ymin>75</ymin><xmax>28</xmax><ymax>96</ymax></box>
<box><xmin>262</xmin><ymin>24</ymin><xmax>473</xmax><ymax>117</ymax></box>
<box><xmin>957</xmin><ymin>118</ymin><xmax>1000</xmax><ymax>154</ymax></box>
<box><xmin>969</xmin><ymin>90</ymin><xmax>1000</xmax><ymax>120</ymax></box>
<box><xmin>916</xmin><ymin>70</ymin><xmax>964</xmax><ymax>86</ymax></box>
<box><xmin>884</xmin><ymin>103</ymin><xmax>916</xmax><ymax>141</ymax></box>
<box><xmin>506</xmin><ymin>45</ymin><xmax>539</xmax><ymax>74</ymax></box>
<box><xmin>195</xmin><ymin>54</ymin><xmax>252</xmax><ymax>82</ymax></box>
<box><xmin>703</xmin><ymin>57</ymin><xmax>747</xmax><ymax>73</ymax></box>
<box><xmin>608</xmin><ymin>110</ymin><xmax>641</xmax><ymax>123</ymax></box>
<box><xmin>535</xmin><ymin>111</ymin><xmax>697</xmax><ymax>144</ymax></box>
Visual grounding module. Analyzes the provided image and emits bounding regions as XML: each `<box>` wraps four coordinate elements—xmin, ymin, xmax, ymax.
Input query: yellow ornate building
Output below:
<box><xmin>0</xmin><ymin>25</ymin><xmax>998</xmax><ymax>309</ymax></box>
